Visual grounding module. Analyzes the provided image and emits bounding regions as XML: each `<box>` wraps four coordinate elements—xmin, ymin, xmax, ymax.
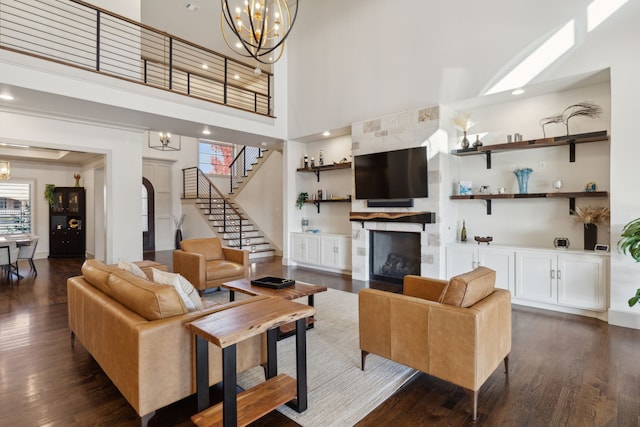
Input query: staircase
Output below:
<box><xmin>182</xmin><ymin>165</ymin><xmax>276</xmax><ymax>259</ymax></box>
<box><xmin>228</xmin><ymin>146</ymin><xmax>272</xmax><ymax>195</ymax></box>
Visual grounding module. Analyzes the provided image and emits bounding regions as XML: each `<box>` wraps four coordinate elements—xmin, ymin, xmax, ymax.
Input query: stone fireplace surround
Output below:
<box><xmin>349</xmin><ymin>105</ymin><xmax>443</xmax><ymax>282</ymax></box>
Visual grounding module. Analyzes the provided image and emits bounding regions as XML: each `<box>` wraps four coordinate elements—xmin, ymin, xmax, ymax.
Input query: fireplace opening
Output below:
<box><xmin>370</xmin><ymin>230</ymin><xmax>420</xmax><ymax>284</ymax></box>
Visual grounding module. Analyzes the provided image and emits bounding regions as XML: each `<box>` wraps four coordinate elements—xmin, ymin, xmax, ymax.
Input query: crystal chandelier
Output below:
<box><xmin>221</xmin><ymin>0</ymin><xmax>299</xmax><ymax>65</ymax></box>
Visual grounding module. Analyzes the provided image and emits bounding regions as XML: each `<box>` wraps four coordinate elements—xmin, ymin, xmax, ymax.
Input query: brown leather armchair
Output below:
<box><xmin>359</xmin><ymin>267</ymin><xmax>511</xmax><ymax>420</ymax></box>
<box><xmin>173</xmin><ymin>238</ymin><xmax>249</xmax><ymax>295</ymax></box>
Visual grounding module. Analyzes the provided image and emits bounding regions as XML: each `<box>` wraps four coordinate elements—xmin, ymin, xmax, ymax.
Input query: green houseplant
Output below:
<box><xmin>618</xmin><ymin>217</ymin><xmax>640</xmax><ymax>306</ymax></box>
<box><xmin>44</xmin><ymin>184</ymin><xmax>56</xmax><ymax>207</ymax></box>
<box><xmin>296</xmin><ymin>192</ymin><xmax>308</xmax><ymax>209</ymax></box>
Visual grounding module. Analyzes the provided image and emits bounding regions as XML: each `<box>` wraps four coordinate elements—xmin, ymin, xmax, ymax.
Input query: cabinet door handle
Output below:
<box><xmin>551</xmin><ymin>270</ymin><xmax>555</xmax><ymax>279</ymax></box>
<box><xmin>557</xmin><ymin>270</ymin><xmax>561</xmax><ymax>280</ymax></box>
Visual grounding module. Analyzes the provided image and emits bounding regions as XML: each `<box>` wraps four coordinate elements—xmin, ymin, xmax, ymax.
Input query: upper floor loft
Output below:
<box><xmin>0</xmin><ymin>0</ymin><xmax>275</xmax><ymax>118</ymax></box>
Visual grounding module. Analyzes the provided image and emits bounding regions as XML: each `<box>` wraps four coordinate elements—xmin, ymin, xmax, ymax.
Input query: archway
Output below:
<box><xmin>142</xmin><ymin>177</ymin><xmax>155</xmax><ymax>252</ymax></box>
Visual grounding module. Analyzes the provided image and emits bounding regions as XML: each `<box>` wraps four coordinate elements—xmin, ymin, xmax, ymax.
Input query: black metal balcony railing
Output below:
<box><xmin>182</xmin><ymin>167</ymin><xmax>246</xmax><ymax>249</ymax></box>
<box><xmin>229</xmin><ymin>145</ymin><xmax>265</xmax><ymax>193</ymax></box>
<box><xmin>0</xmin><ymin>0</ymin><xmax>273</xmax><ymax>116</ymax></box>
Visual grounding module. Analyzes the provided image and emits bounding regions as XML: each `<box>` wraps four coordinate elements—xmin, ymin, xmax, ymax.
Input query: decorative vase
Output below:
<box><xmin>461</xmin><ymin>131</ymin><xmax>470</xmax><ymax>149</ymax></box>
<box><xmin>175</xmin><ymin>228</ymin><xmax>183</xmax><ymax>250</ymax></box>
<box><xmin>513</xmin><ymin>168</ymin><xmax>533</xmax><ymax>194</ymax></box>
<box><xmin>74</xmin><ymin>178</ymin><xmax>80</xmax><ymax>187</ymax></box>
<box><xmin>584</xmin><ymin>224</ymin><xmax>597</xmax><ymax>250</ymax></box>
<box><xmin>473</xmin><ymin>135</ymin><xmax>483</xmax><ymax>148</ymax></box>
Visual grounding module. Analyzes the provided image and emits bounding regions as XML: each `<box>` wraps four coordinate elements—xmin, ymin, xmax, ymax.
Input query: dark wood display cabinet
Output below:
<box><xmin>49</xmin><ymin>187</ymin><xmax>86</xmax><ymax>258</ymax></box>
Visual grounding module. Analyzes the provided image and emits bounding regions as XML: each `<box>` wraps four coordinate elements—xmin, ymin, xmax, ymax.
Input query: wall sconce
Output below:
<box><xmin>149</xmin><ymin>132</ymin><xmax>181</xmax><ymax>151</ymax></box>
<box><xmin>0</xmin><ymin>161</ymin><xmax>10</xmax><ymax>180</ymax></box>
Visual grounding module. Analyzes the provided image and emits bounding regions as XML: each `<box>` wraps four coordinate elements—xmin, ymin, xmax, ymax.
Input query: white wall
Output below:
<box><xmin>142</xmin><ymin>132</ymin><xmax>199</xmax><ymax>250</ymax></box>
<box><xmin>446</xmin><ymin>81</ymin><xmax>611</xmax><ymax>249</ymax></box>
<box><xmin>292</xmin><ymin>136</ymin><xmax>353</xmax><ymax>236</ymax></box>
<box><xmin>87</xmin><ymin>0</ymin><xmax>141</xmax><ymax>20</ymax></box>
<box><xmin>0</xmin><ymin>110</ymin><xmax>144</xmax><ymax>262</ymax></box>
<box><xmin>235</xmin><ymin>151</ymin><xmax>284</xmax><ymax>252</ymax></box>
<box><xmin>285</xmin><ymin>0</ymin><xmax>640</xmax><ymax>328</ymax></box>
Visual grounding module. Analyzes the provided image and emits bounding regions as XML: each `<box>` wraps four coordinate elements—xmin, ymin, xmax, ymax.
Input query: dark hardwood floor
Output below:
<box><xmin>1</xmin><ymin>253</ymin><xmax>639</xmax><ymax>426</ymax></box>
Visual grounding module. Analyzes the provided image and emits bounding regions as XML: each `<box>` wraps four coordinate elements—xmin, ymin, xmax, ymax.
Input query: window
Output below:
<box><xmin>198</xmin><ymin>140</ymin><xmax>235</xmax><ymax>175</ymax></box>
<box><xmin>0</xmin><ymin>182</ymin><xmax>31</xmax><ymax>235</ymax></box>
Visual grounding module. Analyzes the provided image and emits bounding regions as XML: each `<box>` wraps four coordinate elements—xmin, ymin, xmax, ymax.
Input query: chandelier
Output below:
<box><xmin>148</xmin><ymin>132</ymin><xmax>181</xmax><ymax>151</ymax></box>
<box><xmin>221</xmin><ymin>0</ymin><xmax>299</xmax><ymax>65</ymax></box>
<box><xmin>0</xmin><ymin>161</ymin><xmax>9</xmax><ymax>180</ymax></box>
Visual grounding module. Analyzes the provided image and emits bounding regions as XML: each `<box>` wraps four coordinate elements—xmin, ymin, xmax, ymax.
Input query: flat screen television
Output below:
<box><xmin>354</xmin><ymin>146</ymin><xmax>428</xmax><ymax>200</ymax></box>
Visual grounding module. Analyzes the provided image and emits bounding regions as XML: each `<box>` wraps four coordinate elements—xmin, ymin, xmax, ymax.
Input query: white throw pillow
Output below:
<box><xmin>118</xmin><ymin>260</ymin><xmax>148</xmax><ymax>279</ymax></box>
<box><xmin>151</xmin><ymin>268</ymin><xmax>204</xmax><ymax>312</ymax></box>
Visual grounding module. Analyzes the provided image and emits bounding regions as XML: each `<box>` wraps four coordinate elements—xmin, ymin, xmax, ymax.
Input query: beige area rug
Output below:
<box><xmin>207</xmin><ymin>288</ymin><xmax>417</xmax><ymax>426</ymax></box>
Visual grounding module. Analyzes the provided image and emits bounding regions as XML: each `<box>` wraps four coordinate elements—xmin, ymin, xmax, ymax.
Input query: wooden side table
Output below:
<box><xmin>186</xmin><ymin>297</ymin><xmax>315</xmax><ymax>427</ymax></box>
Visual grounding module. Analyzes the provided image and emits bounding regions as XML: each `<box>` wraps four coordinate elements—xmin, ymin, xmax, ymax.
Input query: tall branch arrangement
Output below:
<box><xmin>562</xmin><ymin>102</ymin><xmax>602</xmax><ymax>135</ymax></box>
<box><xmin>539</xmin><ymin>101</ymin><xmax>602</xmax><ymax>137</ymax></box>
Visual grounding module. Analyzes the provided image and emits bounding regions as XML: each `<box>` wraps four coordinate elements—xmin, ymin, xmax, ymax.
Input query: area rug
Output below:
<box><xmin>207</xmin><ymin>288</ymin><xmax>417</xmax><ymax>426</ymax></box>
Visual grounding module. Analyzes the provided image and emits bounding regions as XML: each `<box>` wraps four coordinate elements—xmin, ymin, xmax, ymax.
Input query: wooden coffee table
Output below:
<box><xmin>221</xmin><ymin>278</ymin><xmax>327</xmax><ymax>339</ymax></box>
<box><xmin>222</xmin><ymin>278</ymin><xmax>327</xmax><ymax>304</ymax></box>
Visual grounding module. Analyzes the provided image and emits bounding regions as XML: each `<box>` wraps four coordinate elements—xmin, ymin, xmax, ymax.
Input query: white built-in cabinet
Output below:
<box><xmin>291</xmin><ymin>232</ymin><xmax>351</xmax><ymax>273</ymax></box>
<box><xmin>446</xmin><ymin>243</ymin><xmax>608</xmax><ymax>316</ymax></box>
<box><xmin>446</xmin><ymin>244</ymin><xmax>514</xmax><ymax>291</ymax></box>
<box><xmin>291</xmin><ymin>233</ymin><xmax>322</xmax><ymax>265</ymax></box>
<box><xmin>515</xmin><ymin>249</ymin><xmax>607</xmax><ymax>311</ymax></box>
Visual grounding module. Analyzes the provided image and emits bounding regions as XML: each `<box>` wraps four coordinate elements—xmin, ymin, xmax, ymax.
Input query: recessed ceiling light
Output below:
<box><xmin>234</xmin><ymin>74</ymin><xmax>240</xmax><ymax>80</ymax></box>
<box><xmin>512</xmin><ymin>88</ymin><xmax>525</xmax><ymax>95</ymax></box>
<box><xmin>322</xmin><ymin>131</ymin><xmax>331</xmax><ymax>137</ymax></box>
<box><xmin>201</xmin><ymin>64</ymin><xmax>208</xmax><ymax>69</ymax></box>
<box><xmin>0</xmin><ymin>94</ymin><xmax>14</xmax><ymax>101</ymax></box>
<box><xmin>260</xmin><ymin>142</ymin><xmax>268</xmax><ymax>146</ymax></box>
<box><xmin>202</xmin><ymin>127</ymin><xmax>211</xmax><ymax>135</ymax></box>
<box><xmin>186</xmin><ymin>3</ymin><xmax>199</xmax><ymax>11</ymax></box>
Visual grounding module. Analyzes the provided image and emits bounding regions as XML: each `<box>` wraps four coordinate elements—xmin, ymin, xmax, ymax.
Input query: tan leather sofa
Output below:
<box><xmin>359</xmin><ymin>267</ymin><xmax>511</xmax><ymax>420</ymax></box>
<box><xmin>173</xmin><ymin>237</ymin><xmax>249</xmax><ymax>294</ymax></box>
<box><xmin>67</xmin><ymin>259</ymin><xmax>266</xmax><ymax>427</ymax></box>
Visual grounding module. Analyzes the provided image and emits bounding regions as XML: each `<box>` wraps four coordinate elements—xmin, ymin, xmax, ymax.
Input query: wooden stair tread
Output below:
<box><xmin>191</xmin><ymin>373</ymin><xmax>297</xmax><ymax>427</ymax></box>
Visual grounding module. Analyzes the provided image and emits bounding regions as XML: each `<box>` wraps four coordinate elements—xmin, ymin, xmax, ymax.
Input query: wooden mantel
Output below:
<box><xmin>349</xmin><ymin>211</ymin><xmax>436</xmax><ymax>230</ymax></box>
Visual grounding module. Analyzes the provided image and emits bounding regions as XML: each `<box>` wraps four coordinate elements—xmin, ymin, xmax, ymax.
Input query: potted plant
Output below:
<box><xmin>296</xmin><ymin>192</ymin><xmax>308</xmax><ymax>210</ymax></box>
<box><xmin>618</xmin><ymin>217</ymin><xmax>640</xmax><ymax>306</ymax></box>
<box><xmin>44</xmin><ymin>184</ymin><xmax>56</xmax><ymax>207</ymax></box>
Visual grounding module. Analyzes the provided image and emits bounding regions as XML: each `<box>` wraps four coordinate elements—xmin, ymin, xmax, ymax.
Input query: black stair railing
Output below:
<box><xmin>0</xmin><ymin>0</ymin><xmax>274</xmax><ymax>116</ymax></box>
<box><xmin>229</xmin><ymin>146</ymin><xmax>265</xmax><ymax>193</ymax></box>
<box><xmin>182</xmin><ymin>167</ymin><xmax>246</xmax><ymax>249</ymax></box>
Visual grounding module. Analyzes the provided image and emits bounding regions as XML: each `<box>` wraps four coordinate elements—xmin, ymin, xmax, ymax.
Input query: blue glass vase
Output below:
<box><xmin>513</xmin><ymin>168</ymin><xmax>533</xmax><ymax>194</ymax></box>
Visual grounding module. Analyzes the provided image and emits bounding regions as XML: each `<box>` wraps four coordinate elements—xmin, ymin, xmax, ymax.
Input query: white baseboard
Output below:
<box><xmin>607</xmin><ymin>309</ymin><xmax>640</xmax><ymax>330</ymax></box>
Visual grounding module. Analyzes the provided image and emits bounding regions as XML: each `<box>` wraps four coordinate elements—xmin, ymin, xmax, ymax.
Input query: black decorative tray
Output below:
<box><xmin>250</xmin><ymin>276</ymin><xmax>296</xmax><ymax>289</ymax></box>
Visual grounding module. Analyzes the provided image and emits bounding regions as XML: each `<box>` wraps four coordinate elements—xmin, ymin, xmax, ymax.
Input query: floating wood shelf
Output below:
<box><xmin>450</xmin><ymin>191</ymin><xmax>608</xmax><ymax>215</ymax></box>
<box><xmin>296</xmin><ymin>162</ymin><xmax>352</xmax><ymax>182</ymax></box>
<box><xmin>305</xmin><ymin>198</ymin><xmax>352</xmax><ymax>213</ymax></box>
<box><xmin>349</xmin><ymin>211</ymin><xmax>436</xmax><ymax>230</ymax></box>
<box><xmin>451</xmin><ymin>131</ymin><xmax>609</xmax><ymax>169</ymax></box>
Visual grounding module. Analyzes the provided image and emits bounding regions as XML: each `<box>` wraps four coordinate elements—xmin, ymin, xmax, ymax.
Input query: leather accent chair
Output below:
<box><xmin>173</xmin><ymin>237</ymin><xmax>249</xmax><ymax>295</ymax></box>
<box><xmin>359</xmin><ymin>267</ymin><xmax>511</xmax><ymax>420</ymax></box>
